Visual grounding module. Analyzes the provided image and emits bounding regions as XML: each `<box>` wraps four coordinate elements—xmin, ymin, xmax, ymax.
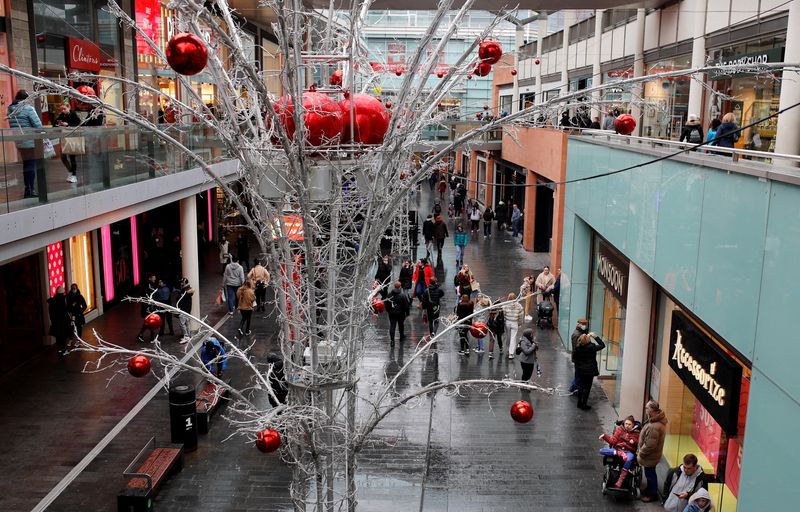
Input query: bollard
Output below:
<box><xmin>168</xmin><ymin>384</ymin><xmax>197</xmax><ymax>452</ymax></box>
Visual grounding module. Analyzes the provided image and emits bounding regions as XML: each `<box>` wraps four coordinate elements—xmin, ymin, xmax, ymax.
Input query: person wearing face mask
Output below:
<box><xmin>569</xmin><ymin>319</ymin><xmax>589</xmax><ymax>394</ymax></box>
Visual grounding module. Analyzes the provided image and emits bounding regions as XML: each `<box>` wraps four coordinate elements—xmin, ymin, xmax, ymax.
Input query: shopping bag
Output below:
<box><xmin>215</xmin><ymin>290</ymin><xmax>224</xmax><ymax>305</ymax></box>
<box><xmin>42</xmin><ymin>138</ymin><xmax>56</xmax><ymax>159</ymax></box>
<box><xmin>62</xmin><ymin>136</ymin><xmax>86</xmax><ymax>155</ymax></box>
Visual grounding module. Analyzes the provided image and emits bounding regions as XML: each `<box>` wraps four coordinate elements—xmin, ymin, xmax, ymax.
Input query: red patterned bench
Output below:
<box><xmin>117</xmin><ymin>437</ymin><xmax>183</xmax><ymax>512</ymax></box>
<box><xmin>196</xmin><ymin>381</ymin><xmax>230</xmax><ymax>434</ymax></box>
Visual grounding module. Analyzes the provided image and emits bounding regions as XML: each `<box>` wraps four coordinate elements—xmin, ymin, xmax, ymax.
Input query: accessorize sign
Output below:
<box><xmin>596</xmin><ymin>239</ymin><xmax>628</xmax><ymax>304</ymax></box>
<box><xmin>668</xmin><ymin>311</ymin><xmax>742</xmax><ymax>434</ymax></box>
<box><xmin>67</xmin><ymin>37</ymin><xmax>100</xmax><ymax>72</ymax></box>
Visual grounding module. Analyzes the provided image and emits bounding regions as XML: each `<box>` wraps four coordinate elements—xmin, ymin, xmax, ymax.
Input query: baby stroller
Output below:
<box><xmin>600</xmin><ymin>422</ymin><xmax>643</xmax><ymax>500</ymax></box>
<box><xmin>536</xmin><ymin>292</ymin><xmax>555</xmax><ymax>329</ymax></box>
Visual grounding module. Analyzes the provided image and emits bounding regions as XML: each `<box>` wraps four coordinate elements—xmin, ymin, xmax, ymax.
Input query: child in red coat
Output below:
<box><xmin>599</xmin><ymin>415</ymin><xmax>641</xmax><ymax>487</ymax></box>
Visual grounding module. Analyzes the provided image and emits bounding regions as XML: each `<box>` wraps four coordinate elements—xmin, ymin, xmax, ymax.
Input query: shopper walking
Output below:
<box><xmin>375</xmin><ymin>254</ymin><xmax>393</xmax><ymax>299</ymax></box>
<box><xmin>573</xmin><ymin>332</ymin><xmax>605</xmax><ymax>410</ymax></box>
<box><xmin>8</xmin><ymin>90</ymin><xmax>43</xmax><ymax>198</ymax></box>
<box><xmin>487</xmin><ymin>307</ymin><xmax>505</xmax><ymax>359</ymax></box>
<box><xmin>511</xmin><ymin>204</ymin><xmax>522</xmax><ymax>238</ymax></box>
<box><xmin>715</xmin><ymin>112</ymin><xmax>740</xmax><ymax>149</ymax></box>
<box><xmin>421</xmin><ymin>277</ymin><xmax>445</xmax><ymax>337</ymax></box>
<box><xmin>432</xmin><ymin>215</ymin><xmax>449</xmax><ymax>262</ymax></box>
<box><xmin>518</xmin><ymin>329</ymin><xmax>538</xmax><ymax>381</ymax></box>
<box><xmin>455</xmin><ymin>294</ymin><xmax>474</xmax><ymax>356</ymax></box>
<box><xmin>66</xmin><ymin>284</ymin><xmax>87</xmax><ymax>344</ymax></box>
<box><xmin>54</xmin><ymin>103</ymin><xmax>81</xmax><ymax>182</ymax></box>
<box><xmin>495</xmin><ymin>201</ymin><xmax>508</xmax><ymax>231</ymax></box>
<box><xmin>482</xmin><ymin>207</ymin><xmax>494</xmax><ymax>237</ymax></box>
<box><xmin>638</xmin><ymin>400</ymin><xmax>668</xmax><ymax>502</ymax></box>
<box><xmin>519</xmin><ymin>275</ymin><xmax>533</xmax><ymax>321</ymax></box>
<box><xmin>502</xmin><ymin>293</ymin><xmax>523</xmax><ymax>359</ymax></box>
<box><xmin>422</xmin><ymin>214</ymin><xmax>435</xmax><ymax>258</ymax></box>
<box><xmin>453</xmin><ymin>225</ymin><xmax>468</xmax><ymax>268</ymax></box>
<box><xmin>386</xmin><ymin>282</ymin><xmax>410</xmax><ymax>345</ymax></box>
<box><xmin>173</xmin><ymin>277</ymin><xmax>194</xmax><ymax>343</ymax></box>
<box><xmin>437</xmin><ymin>179</ymin><xmax>447</xmax><ymax>202</ymax></box>
<box><xmin>399</xmin><ymin>259</ymin><xmax>414</xmax><ymax>298</ymax></box>
<box><xmin>236</xmin><ymin>280</ymin><xmax>256</xmax><ymax>336</ymax></box>
<box><xmin>223</xmin><ymin>255</ymin><xmax>246</xmax><ymax>314</ymax></box>
<box><xmin>48</xmin><ymin>286</ymin><xmax>71</xmax><ymax>359</ymax></box>
<box><xmin>469</xmin><ymin>204</ymin><xmax>481</xmax><ymax>234</ymax></box>
<box><xmin>154</xmin><ymin>279</ymin><xmax>174</xmax><ymax>337</ymax></box>
<box><xmin>412</xmin><ymin>257</ymin><xmax>434</xmax><ymax>304</ymax></box>
<box><xmin>679</xmin><ymin>114</ymin><xmax>704</xmax><ymax>145</ymax></box>
<box><xmin>237</xmin><ymin>234</ymin><xmax>250</xmax><ymax>272</ymax></box>
<box><xmin>247</xmin><ymin>259</ymin><xmax>270</xmax><ymax>312</ymax></box>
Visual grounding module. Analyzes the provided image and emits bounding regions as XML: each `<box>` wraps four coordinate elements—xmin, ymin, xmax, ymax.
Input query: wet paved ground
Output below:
<box><xmin>1</xmin><ymin>190</ymin><xmax>656</xmax><ymax>511</ymax></box>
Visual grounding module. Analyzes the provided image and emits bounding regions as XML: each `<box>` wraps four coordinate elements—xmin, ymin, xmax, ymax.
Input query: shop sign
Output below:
<box><xmin>135</xmin><ymin>0</ymin><xmax>162</xmax><ymax>56</ymax></box>
<box><xmin>715</xmin><ymin>47</ymin><xmax>783</xmax><ymax>68</ymax></box>
<box><xmin>607</xmin><ymin>67</ymin><xmax>634</xmax><ymax>79</ymax></box>
<box><xmin>67</xmin><ymin>37</ymin><xmax>100</xmax><ymax>72</ymax></box>
<box><xmin>668</xmin><ymin>311</ymin><xmax>742</xmax><ymax>434</ymax></box>
<box><xmin>596</xmin><ymin>240</ymin><xmax>628</xmax><ymax>304</ymax></box>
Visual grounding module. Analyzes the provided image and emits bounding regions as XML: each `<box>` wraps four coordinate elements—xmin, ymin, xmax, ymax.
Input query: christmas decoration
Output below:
<box><xmin>395</xmin><ymin>69</ymin><xmax>403</xmax><ymax>76</ymax></box>
<box><xmin>384</xmin><ymin>101</ymin><xmax>392</xmax><ymax>109</ymax></box>
<box><xmin>437</xmin><ymin>71</ymin><xmax>445</xmax><ymax>78</ymax></box>
<box><xmin>614</xmin><ymin>114</ymin><xmax>637</xmax><ymax>135</ymax></box>
<box><xmin>510</xmin><ymin>400</ymin><xmax>534</xmax><ymax>423</ymax></box>
<box><xmin>371</xmin><ymin>298</ymin><xmax>385</xmax><ymax>314</ymax></box>
<box><xmin>467</xmin><ymin>74</ymin><xmax>473</xmax><ymax>80</ymax></box>
<box><xmin>478</xmin><ymin>40</ymin><xmax>502</xmax><ymax>65</ymax></box>
<box><xmin>165</xmin><ymin>33</ymin><xmax>208</xmax><ymax>76</ymax></box>
<box><xmin>127</xmin><ymin>355</ymin><xmax>151</xmax><ymax>378</ymax></box>
<box><xmin>330</xmin><ymin>69</ymin><xmax>343</xmax><ymax>87</ymax></box>
<box><xmin>470</xmin><ymin>322</ymin><xmax>489</xmax><ymax>338</ymax></box>
<box><xmin>144</xmin><ymin>312</ymin><xmax>162</xmax><ymax>331</ymax></box>
<box><xmin>76</xmin><ymin>85</ymin><xmax>95</xmax><ymax>97</ymax></box>
<box><xmin>473</xmin><ymin>62</ymin><xmax>492</xmax><ymax>77</ymax></box>
<box><xmin>475</xmin><ymin>112</ymin><xmax>482</xmax><ymax>119</ymax></box>
<box><xmin>274</xmin><ymin>92</ymin><xmax>344</xmax><ymax>146</ymax></box>
<box><xmin>534</xmin><ymin>59</ymin><xmax>541</xmax><ymax>65</ymax></box>
<box><xmin>483</xmin><ymin>105</ymin><xmax>489</xmax><ymax>110</ymax></box>
<box><xmin>340</xmin><ymin>94</ymin><xmax>390</xmax><ymax>145</ymax></box>
<box><xmin>511</xmin><ymin>69</ymin><xmax>517</xmax><ymax>76</ymax></box>
<box><xmin>255</xmin><ymin>428</ymin><xmax>282</xmax><ymax>453</ymax></box>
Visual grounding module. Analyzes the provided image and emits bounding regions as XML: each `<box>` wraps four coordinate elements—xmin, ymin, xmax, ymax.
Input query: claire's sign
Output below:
<box><xmin>596</xmin><ymin>240</ymin><xmax>628</xmax><ymax>304</ymax></box>
<box><xmin>67</xmin><ymin>37</ymin><xmax>100</xmax><ymax>72</ymax></box>
<box><xmin>668</xmin><ymin>311</ymin><xmax>742</xmax><ymax>434</ymax></box>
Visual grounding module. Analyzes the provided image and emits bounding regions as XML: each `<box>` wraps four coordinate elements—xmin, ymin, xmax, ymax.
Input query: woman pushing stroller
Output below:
<box><xmin>599</xmin><ymin>415</ymin><xmax>641</xmax><ymax>488</ymax></box>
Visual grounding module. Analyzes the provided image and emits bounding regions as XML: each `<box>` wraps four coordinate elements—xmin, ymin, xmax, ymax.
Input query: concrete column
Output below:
<box><xmin>523</xmin><ymin>169</ymin><xmax>536</xmax><ymax>252</ymax></box>
<box><xmin>687</xmin><ymin>0</ymin><xmax>708</xmax><ymax>119</ymax></box>
<box><xmin>560</xmin><ymin>11</ymin><xmax>576</xmax><ymax>97</ymax></box>
<box><xmin>618</xmin><ymin>262</ymin><xmax>653</xmax><ymax>418</ymax></box>
<box><xmin>630</xmin><ymin>9</ymin><xmax>646</xmax><ymax>135</ymax></box>
<box><xmin>774</xmin><ymin>0</ymin><xmax>800</xmax><ymax>166</ymax></box>
<box><xmin>535</xmin><ymin>17</ymin><xmax>546</xmax><ymax>103</ymax></box>
<box><xmin>181</xmin><ymin>196</ymin><xmax>201</xmax><ymax>325</ymax></box>
<box><xmin>591</xmin><ymin>10</ymin><xmax>604</xmax><ymax>120</ymax></box>
<box><xmin>512</xmin><ymin>24</ymin><xmax>524</xmax><ymax>113</ymax></box>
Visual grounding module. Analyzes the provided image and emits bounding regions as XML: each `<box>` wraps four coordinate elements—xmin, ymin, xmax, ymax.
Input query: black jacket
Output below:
<box><xmin>432</xmin><ymin>220</ymin><xmax>449</xmax><ymax>240</ymax></box>
<box><xmin>53</xmin><ymin>111</ymin><xmax>81</xmax><ymax>127</ymax></box>
<box><xmin>679</xmin><ymin>123</ymin><xmax>704</xmax><ymax>143</ymax></box>
<box><xmin>66</xmin><ymin>291</ymin><xmax>87</xmax><ymax>326</ymax></box>
<box><xmin>375</xmin><ymin>260</ymin><xmax>392</xmax><ymax>283</ymax></box>
<box><xmin>715</xmin><ymin>121</ymin><xmax>739</xmax><ymax>148</ymax></box>
<box><xmin>482</xmin><ymin>209</ymin><xmax>494</xmax><ymax>222</ymax></box>
<box><xmin>495</xmin><ymin>204</ymin><xmax>507</xmax><ymax>223</ymax></box>
<box><xmin>422</xmin><ymin>284</ymin><xmax>444</xmax><ymax>312</ymax></box>
<box><xmin>48</xmin><ymin>294</ymin><xmax>71</xmax><ymax>338</ymax></box>
<box><xmin>422</xmin><ymin>219</ymin><xmax>434</xmax><ymax>240</ymax></box>
<box><xmin>573</xmin><ymin>336</ymin><xmax>605</xmax><ymax>376</ymax></box>
<box><xmin>399</xmin><ymin>266</ymin><xmax>414</xmax><ymax>290</ymax></box>
<box><xmin>386</xmin><ymin>288</ymin><xmax>410</xmax><ymax>318</ymax></box>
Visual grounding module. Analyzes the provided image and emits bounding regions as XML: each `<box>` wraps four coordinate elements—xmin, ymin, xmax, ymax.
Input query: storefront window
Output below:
<box><xmin>650</xmin><ymin>293</ymin><xmax>749</xmax><ymax>512</ymax></box>
<box><xmin>69</xmin><ymin>233</ymin><xmax>96</xmax><ymax>312</ymax></box>
<box><xmin>602</xmin><ymin>68</ymin><xmax>633</xmax><ymax>116</ymax></box>
<box><xmin>588</xmin><ymin>237</ymin><xmax>628</xmax><ymax>409</ymax></box>
<box><xmin>642</xmin><ymin>56</ymin><xmax>691</xmax><ymax>140</ymax></box>
<box><xmin>477</xmin><ymin>159</ymin><xmax>487</xmax><ymax>205</ymax></box>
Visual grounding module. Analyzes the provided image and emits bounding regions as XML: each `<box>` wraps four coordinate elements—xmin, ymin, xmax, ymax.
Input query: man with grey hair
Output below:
<box><xmin>638</xmin><ymin>400</ymin><xmax>668</xmax><ymax>502</ymax></box>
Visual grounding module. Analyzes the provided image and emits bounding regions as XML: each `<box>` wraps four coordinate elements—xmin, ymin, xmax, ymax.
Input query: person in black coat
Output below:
<box><xmin>573</xmin><ymin>332</ymin><xmax>606</xmax><ymax>410</ymax></box>
<box><xmin>399</xmin><ymin>259</ymin><xmax>414</xmax><ymax>297</ymax></box>
<box><xmin>266</xmin><ymin>353</ymin><xmax>288</xmax><ymax>407</ymax></box>
<box><xmin>375</xmin><ymin>254</ymin><xmax>393</xmax><ymax>299</ymax></box>
<box><xmin>455</xmin><ymin>294</ymin><xmax>474</xmax><ymax>356</ymax></box>
<box><xmin>66</xmin><ymin>284</ymin><xmax>88</xmax><ymax>342</ymax></box>
<box><xmin>386</xmin><ymin>282</ymin><xmax>410</xmax><ymax>345</ymax></box>
<box><xmin>495</xmin><ymin>201</ymin><xmax>508</xmax><ymax>231</ymax></box>
<box><xmin>422</xmin><ymin>214</ymin><xmax>435</xmax><ymax>258</ymax></box>
<box><xmin>48</xmin><ymin>286</ymin><xmax>71</xmax><ymax>358</ymax></box>
<box><xmin>421</xmin><ymin>277</ymin><xmax>445</xmax><ymax>337</ymax></box>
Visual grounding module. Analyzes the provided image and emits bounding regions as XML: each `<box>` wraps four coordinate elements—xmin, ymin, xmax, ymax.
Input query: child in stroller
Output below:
<box><xmin>599</xmin><ymin>416</ymin><xmax>642</xmax><ymax>496</ymax></box>
<box><xmin>536</xmin><ymin>292</ymin><xmax>555</xmax><ymax>329</ymax></box>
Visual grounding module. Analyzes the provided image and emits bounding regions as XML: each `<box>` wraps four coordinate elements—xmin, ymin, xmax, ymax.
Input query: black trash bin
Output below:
<box><xmin>169</xmin><ymin>384</ymin><xmax>197</xmax><ymax>452</ymax></box>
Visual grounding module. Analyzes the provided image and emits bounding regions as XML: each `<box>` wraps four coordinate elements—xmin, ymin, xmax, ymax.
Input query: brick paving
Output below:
<box><xmin>1</xmin><ymin>192</ymin><xmax>659</xmax><ymax>511</ymax></box>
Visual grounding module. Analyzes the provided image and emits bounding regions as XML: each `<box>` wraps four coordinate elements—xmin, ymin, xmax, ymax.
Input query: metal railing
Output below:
<box><xmin>0</xmin><ymin>124</ymin><xmax>226</xmax><ymax>215</ymax></box>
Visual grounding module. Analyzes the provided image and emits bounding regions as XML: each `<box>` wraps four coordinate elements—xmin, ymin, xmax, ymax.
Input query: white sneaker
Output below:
<box><xmin>67</xmin><ymin>175</ymin><xmax>77</xmax><ymax>183</ymax></box>
<box><xmin>525</xmin><ymin>315</ymin><xmax>533</xmax><ymax>321</ymax></box>
<box><xmin>179</xmin><ymin>336</ymin><xmax>190</xmax><ymax>345</ymax></box>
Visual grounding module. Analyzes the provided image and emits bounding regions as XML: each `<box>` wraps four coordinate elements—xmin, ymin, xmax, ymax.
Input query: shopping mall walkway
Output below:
<box><xmin>2</xmin><ymin>190</ymin><xmax>655</xmax><ymax>512</ymax></box>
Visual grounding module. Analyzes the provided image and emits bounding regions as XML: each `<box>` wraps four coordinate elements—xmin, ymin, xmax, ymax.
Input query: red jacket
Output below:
<box><xmin>412</xmin><ymin>263</ymin><xmax>433</xmax><ymax>287</ymax></box>
<box><xmin>601</xmin><ymin>424</ymin><xmax>640</xmax><ymax>452</ymax></box>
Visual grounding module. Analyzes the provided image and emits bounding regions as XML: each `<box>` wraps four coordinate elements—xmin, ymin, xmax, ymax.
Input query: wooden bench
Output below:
<box><xmin>117</xmin><ymin>437</ymin><xmax>183</xmax><ymax>512</ymax></box>
<box><xmin>196</xmin><ymin>381</ymin><xmax>230</xmax><ymax>434</ymax></box>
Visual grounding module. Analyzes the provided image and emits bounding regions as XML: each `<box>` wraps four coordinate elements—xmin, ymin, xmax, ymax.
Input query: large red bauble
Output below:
<box><xmin>470</xmin><ymin>321</ymin><xmax>489</xmax><ymax>338</ymax></box>
<box><xmin>339</xmin><ymin>94</ymin><xmax>390</xmax><ymax>145</ymax></box>
<box><xmin>511</xmin><ymin>69</ymin><xmax>518</xmax><ymax>76</ymax></box>
<box><xmin>330</xmin><ymin>69</ymin><xmax>343</xmax><ymax>87</ymax></box>
<box><xmin>510</xmin><ymin>400</ymin><xmax>534</xmax><ymax>423</ymax></box>
<box><xmin>273</xmin><ymin>92</ymin><xmax>344</xmax><ymax>146</ymax></box>
<box><xmin>255</xmin><ymin>428</ymin><xmax>281</xmax><ymax>453</ymax></box>
<box><xmin>473</xmin><ymin>62</ymin><xmax>492</xmax><ymax>77</ymax></box>
<box><xmin>76</xmin><ymin>85</ymin><xmax>96</xmax><ymax>97</ymax></box>
<box><xmin>478</xmin><ymin>40</ymin><xmax>503</xmax><ymax>65</ymax></box>
<box><xmin>166</xmin><ymin>33</ymin><xmax>208</xmax><ymax>76</ymax></box>
<box><xmin>127</xmin><ymin>355</ymin><xmax>151</xmax><ymax>378</ymax></box>
<box><xmin>371</xmin><ymin>297</ymin><xmax>386</xmax><ymax>314</ymax></box>
<box><xmin>614</xmin><ymin>113</ymin><xmax>637</xmax><ymax>135</ymax></box>
<box><xmin>144</xmin><ymin>312</ymin><xmax>162</xmax><ymax>331</ymax></box>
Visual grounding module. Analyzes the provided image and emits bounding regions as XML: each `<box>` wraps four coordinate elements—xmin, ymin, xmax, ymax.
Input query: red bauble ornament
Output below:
<box><xmin>308</xmin><ymin>84</ymin><xmax>317</xmax><ymax>92</ymax></box>
<box><xmin>340</xmin><ymin>94</ymin><xmax>390</xmax><ymax>145</ymax></box>
<box><xmin>144</xmin><ymin>312</ymin><xmax>162</xmax><ymax>331</ymax></box>
<box><xmin>127</xmin><ymin>355</ymin><xmax>151</xmax><ymax>378</ymax></box>
<box><xmin>476</xmin><ymin>112</ymin><xmax>482</xmax><ymax>119</ymax></box>
<box><xmin>511</xmin><ymin>69</ymin><xmax>518</xmax><ymax>76</ymax></box>
<box><xmin>437</xmin><ymin>71</ymin><xmax>445</xmax><ymax>78</ymax></box>
<box><xmin>76</xmin><ymin>85</ymin><xmax>96</xmax><ymax>97</ymax></box>
<box><xmin>478</xmin><ymin>40</ymin><xmax>503</xmax><ymax>65</ymax></box>
<box><xmin>473</xmin><ymin>62</ymin><xmax>492</xmax><ymax>77</ymax></box>
<box><xmin>483</xmin><ymin>105</ymin><xmax>489</xmax><ymax>111</ymax></box>
<box><xmin>534</xmin><ymin>59</ymin><xmax>541</xmax><ymax>65</ymax></box>
<box><xmin>166</xmin><ymin>33</ymin><xmax>208</xmax><ymax>76</ymax></box>
<box><xmin>330</xmin><ymin>69</ymin><xmax>343</xmax><ymax>87</ymax></box>
<box><xmin>255</xmin><ymin>428</ymin><xmax>281</xmax><ymax>453</ymax></box>
<box><xmin>614</xmin><ymin>113</ymin><xmax>637</xmax><ymax>135</ymax></box>
<box><xmin>470</xmin><ymin>321</ymin><xmax>489</xmax><ymax>338</ymax></box>
<box><xmin>273</xmin><ymin>92</ymin><xmax>344</xmax><ymax>146</ymax></box>
<box><xmin>384</xmin><ymin>101</ymin><xmax>392</xmax><ymax>109</ymax></box>
<box><xmin>395</xmin><ymin>69</ymin><xmax>403</xmax><ymax>76</ymax></box>
<box><xmin>371</xmin><ymin>297</ymin><xmax>386</xmax><ymax>314</ymax></box>
<box><xmin>467</xmin><ymin>74</ymin><xmax>473</xmax><ymax>80</ymax></box>
<box><xmin>510</xmin><ymin>400</ymin><xmax>534</xmax><ymax>423</ymax></box>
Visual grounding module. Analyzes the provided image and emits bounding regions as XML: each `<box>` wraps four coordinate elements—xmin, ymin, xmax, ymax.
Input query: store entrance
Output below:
<box><xmin>0</xmin><ymin>254</ymin><xmax>45</xmax><ymax>373</ymax></box>
<box><xmin>533</xmin><ymin>182</ymin><xmax>553</xmax><ymax>252</ymax></box>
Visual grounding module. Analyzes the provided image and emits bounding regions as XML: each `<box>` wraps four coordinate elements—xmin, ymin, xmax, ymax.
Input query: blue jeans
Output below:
<box><xmin>455</xmin><ymin>244</ymin><xmax>464</xmax><ymax>262</ymax></box>
<box><xmin>225</xmin><ymin>285</ymin><xmax>238</xmax><ymax>313</ymax></box>
<box><xmin>600</xmin><ymin>448</ymin><xmax>635</xmax><ymax>470</ymax></box>
<box><xmin>644</xmin><ymin>466</ymin><xmax>658</xmax><ymax>497</ymax></box>
<box><xmin>512</xmin><ymin>219</ymin><xmax>521</xmax><ymax>237</ymax></box>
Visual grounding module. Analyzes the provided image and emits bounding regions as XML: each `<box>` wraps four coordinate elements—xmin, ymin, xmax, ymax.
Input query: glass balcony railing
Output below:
<box><xmin>0</xmin><ymin>124</ymin><xmax>227</xmax><ymax>215</ymax></box>
<box><xmin>419</xmin><ymin>121</ymin><xmax>503</xmax><ymax>143</ymax></box>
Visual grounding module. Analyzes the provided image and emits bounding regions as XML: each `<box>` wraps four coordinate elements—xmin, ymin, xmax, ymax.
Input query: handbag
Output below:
<box><xmin>62</xmin><ymin>136</ymin><xmax>86</xmax><ymax>155</ymax></box>
<box><xmin>42</xmin><ymin>138</ymin><xmax>56</xmax><ymax>159</ymax></box>
<box><xmin>216</xmin><ymin>289</ymin><xmax>225</xmax><ymax>305</ymax></box>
